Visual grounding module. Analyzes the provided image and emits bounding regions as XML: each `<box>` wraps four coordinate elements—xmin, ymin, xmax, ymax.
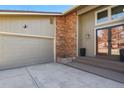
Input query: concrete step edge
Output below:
<box><xmin>73</xmin><ymin>58</ymin><xmax>124</xmax><ymax>73</ymax></box>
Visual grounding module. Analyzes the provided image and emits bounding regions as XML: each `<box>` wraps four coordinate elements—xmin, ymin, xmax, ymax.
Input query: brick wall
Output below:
<box><xmin>56</xmin><ymin>16</ymin><xmax>66</xmax><ymax>57</ymax></box>
<box><xmin>56</xmin><ymin>12</ymin><xmax>77</xmax><ymax>59</ymax></box>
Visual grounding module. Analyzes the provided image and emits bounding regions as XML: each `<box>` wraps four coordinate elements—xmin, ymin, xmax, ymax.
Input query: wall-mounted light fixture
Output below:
<box><xmin>50</xmin><ymin>17</ymin><xmax>54</xmax><ymax>24</ymax></box>
<box><xmin>23</xmin><ymin>24</ymin><xmax>28</xmax><ymax>29</ymax></box>
<box><xmin>85</xmin><ymin>33</ymin><xmax>90</xmax><ymax>39</ymax></box>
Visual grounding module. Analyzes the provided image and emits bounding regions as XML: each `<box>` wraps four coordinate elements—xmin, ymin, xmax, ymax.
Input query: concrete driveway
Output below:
<box><xmin>0</xmin><ymin>63</ymin><xmax>123</xmax><ymax>88</ymax></box>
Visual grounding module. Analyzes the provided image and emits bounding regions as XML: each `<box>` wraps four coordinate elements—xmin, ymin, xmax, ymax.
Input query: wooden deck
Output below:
<box><xmin>62</xmin><ymin>57</ymin><xmax>124</xmax><ymax>84</ymax></box>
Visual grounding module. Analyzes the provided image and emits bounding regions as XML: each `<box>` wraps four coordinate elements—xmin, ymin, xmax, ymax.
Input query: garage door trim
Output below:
<box><xmin>0</xmin><ymin>32</ymin><xmax>55</xmax><ymax>39</ymax></box>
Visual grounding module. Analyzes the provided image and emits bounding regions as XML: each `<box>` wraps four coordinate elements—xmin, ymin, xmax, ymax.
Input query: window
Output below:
<box><xmin>97</xmin><ymin>10</ymin><xmax>108</xmax><ymax>23</ymax></box>
<box><xmin>95</xmin><ymin>6</ymin><xmax>124</xmax><ymax>25</ymax></box>
<box><xmin>96</xmin><ymin>25</ymin><xmax>124</xmax><ymax>56</ymax></box>
<box><xmin>111</xmin><ymin>5</ymin><xmax>124</xmax><ymax>20</ymax></box>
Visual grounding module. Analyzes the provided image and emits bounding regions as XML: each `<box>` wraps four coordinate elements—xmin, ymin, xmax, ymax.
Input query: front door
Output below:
<box><xmin>96</xmin><ymin>24</ymin><xmax>124</xmax><ymax>58</ymax></box>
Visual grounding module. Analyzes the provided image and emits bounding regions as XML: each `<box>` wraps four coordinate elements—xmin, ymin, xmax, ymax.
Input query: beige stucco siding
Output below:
<box><xmin>0</xmin><ymin>15</ymin><xmax>55</xmax><ymax>70</ymax></box>
<box><xmin>0</xmin><ymin>15</ymin><xmax>55</xmax><ymax>37</ymax></box>
<box><xmin>78</xmin><ymin>10</ymin><xmax>95</xmax><ymax>56</ymax></box>
<box><xmin>78</xmin><ymin>6</ymin><xmax>109</xmax><ymax>56</ymax></box>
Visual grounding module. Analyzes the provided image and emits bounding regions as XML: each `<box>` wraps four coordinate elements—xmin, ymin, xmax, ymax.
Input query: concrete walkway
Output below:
<box><xmin>0</xmin><ymin>63</ymin><xmax>123</xmax><ymax>88</ymax></box>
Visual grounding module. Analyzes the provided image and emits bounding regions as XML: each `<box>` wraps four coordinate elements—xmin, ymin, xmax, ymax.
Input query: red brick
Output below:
<box><xmin>56</xmin><ymin>12</ymin><xmax>77</xmax><ymax>59</ymax></box>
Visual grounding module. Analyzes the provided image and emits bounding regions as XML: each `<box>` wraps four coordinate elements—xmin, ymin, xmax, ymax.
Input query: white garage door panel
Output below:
<box><xmin>0</xmin><ymin>35</ymin><xmax>54</xmax><ymax>70</ymax></box>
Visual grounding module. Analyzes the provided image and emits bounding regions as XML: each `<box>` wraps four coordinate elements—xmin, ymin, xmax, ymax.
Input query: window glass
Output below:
<box><xmin>97</xmin><ymin>29</ymin><xmax>108</xmax><ymax>55</ymax></box>
<box><xmin>97</xmin><ymin>10</ymin><xmax>108</xmax><ymax>23</ymax></box>
<box><xmin>111</xmin><ymin>5</ymin><xmax>124</xmax><ymax>19</ymax></box>
<box><xmin>111</xmin><ymin>25</ymin><xmax>124</xmax><ymax>55</ymax></box>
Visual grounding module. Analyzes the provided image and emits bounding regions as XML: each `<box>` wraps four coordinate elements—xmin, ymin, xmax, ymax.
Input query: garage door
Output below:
<box><xmin>0</xmin><ymin>15</ymin><xmax>55</xmax><ymax>70</ymax></box>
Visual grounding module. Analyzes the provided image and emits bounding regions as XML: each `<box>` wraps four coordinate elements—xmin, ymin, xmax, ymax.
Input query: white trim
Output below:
<box><xmin>95</xmin><ymin>7</ymin><xmax>109</xmax><ymax>26</ymax></box>
<box><xmin>54</xmin><ymin>37</ymin><xmax>56</xmax><ymax>62</ymax></box>
<box><xmin>95</xmin><ymin>17</ymin><xmax>124</xmax><ymax>26</ymax></box>
<box><xmin>54</xmin><ymin>17</ymin><xmax>56</xmax><ymax>63</ymax></box>
<box><xmin>95</xmin><ymin>6</ymin><xmax>109</xmax><ymax>14</ymax></box>
<box><xmin>94</xmin><ymin>28</ymin><xmax>96</xmax><ymax>56</ymax></box>
<box><xmin>76</xmin><ymin>15</ymin><xmax>79</xmax><ymax>57</ymax></box>
<box><xmin>95</xmin><ymin>10</ymin><xmax>97</xmax><ymax>26</ymax></box>
<box><xmin>0</xmin><ymin>12</ymin><xmax>62</xmax><ymax>16</ymax></box>
<box><xmin>0</xmin><ymin>32</ymin><xmax>55</xmax><ymax>39</ymax></box>
<box><xmin>108</xmin><ymin>7</ymin><xmax>111</xmax><ymax>21</ymax></box>
<box><xmin>95</xmin><ymin>21</ymin><xmax>124</xmax><ymax>30</ymax></box>
<box><xmin>77</xmin><ymin>5</ymin><xmax>100</xmax><ymax>15</ymax></box>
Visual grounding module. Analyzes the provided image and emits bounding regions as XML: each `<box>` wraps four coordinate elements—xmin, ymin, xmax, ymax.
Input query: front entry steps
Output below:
<box><xmin>62</xmin><ymin>57</ymin><xmax>124</xmax><ymax>84</ymax></box>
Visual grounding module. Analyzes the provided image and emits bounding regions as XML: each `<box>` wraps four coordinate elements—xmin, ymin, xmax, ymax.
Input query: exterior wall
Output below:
<box><xmin>78</xmin><ymin>5</ymin><xmax>124</xmax><ymax>57</ymax></box>
<box><xmin>78</xmin><ymin>11</ymin><xmax>95</xmax><ymax>56</ymax></box>
<box><xmin>0</xmin><ymin>15</ymin><xmax>56</xmax><ymax>37</ymax></box>
<box><xmin>56</xmin><ymin>12</ymin><xmax>77</xmax><ymax>58</ymax></box>
<box><xmin>56</xmin><ymin>16</ymin><xmax>65</xmax><ymax>57</ymax></box>
<box><xmin>65</xmin><ymin>12</ymin><xmax>77</xmax><ymax>57</ymax></box>
<box><xmin>78</xmin><ymin>6</ymin><xmax>109</xmax><ymax>57</ymax></box>
<box><xmin>0</xmin><ymin>15</ymin><xmax>55</xmax><ymax>70</ymax></box>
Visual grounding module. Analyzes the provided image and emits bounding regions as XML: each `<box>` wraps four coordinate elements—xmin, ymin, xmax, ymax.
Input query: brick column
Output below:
<box><xmin>56</xmin><ymin>12</ymin><xmax>77</xmax><ymax>60</ymax></box>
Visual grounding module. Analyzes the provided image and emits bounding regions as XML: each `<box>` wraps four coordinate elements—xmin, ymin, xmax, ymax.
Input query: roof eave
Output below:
<box><xmin>63</xmin><ymin>5</ymin><xmax>80</xmax><ymax>15</ymax></box>
<box><xmin>0</xmin><ymin>12</ymin><xmax>62</xmax><ymax>16</ymax></box>
<box><xmin>0</xmin><ymin>5</ymin><xmax>101</xmax><ymax>16</ymax></box>
<box><xmin>0</xmin><ymin>6</ymin><xmax>81</xmax><ymax>16</ymax></box>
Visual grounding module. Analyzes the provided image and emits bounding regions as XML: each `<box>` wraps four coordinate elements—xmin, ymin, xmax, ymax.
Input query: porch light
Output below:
<box><xmin>85</xmin><ymin>34</ymin><xmax>90</xmax><ymax>39</ymax></box>
<box><xmin>23</xmin><ymin>24</ymin><xmax>28</xmax><ymax>29</ymax></box>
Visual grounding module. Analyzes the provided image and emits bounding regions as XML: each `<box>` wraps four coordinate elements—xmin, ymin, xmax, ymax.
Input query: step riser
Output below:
<box><xmin>64</xmin><ymin>62</ymin><xmax>124</xmax><ymax>84</ymax></box>
<box><xmin>73</xmin><ymin>58</ymin><xmax>124</xmax><ymax>73</ymax></box>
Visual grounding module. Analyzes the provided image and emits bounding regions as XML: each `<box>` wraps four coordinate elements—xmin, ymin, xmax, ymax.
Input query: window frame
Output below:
<box><xmin>111</xmin><ymin>5</ymin><xmax>124</xmax><ymax>20</ymax></box>
<box><xmin>95</xmin><ymin>5</ymin><xmax>124</xmax><ymax>26</ymax></box>
<box><xmin>95</xmin><ymin>7</ymin><xmax>110</xmax><ymax>25</ymax></box>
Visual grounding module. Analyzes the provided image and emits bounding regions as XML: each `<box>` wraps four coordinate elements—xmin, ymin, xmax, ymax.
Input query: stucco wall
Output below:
<box><xmin>78</xmin><ymin>10</ymin><xmax>95</xmax><ymax>56</ymax></box>
<box><xmin>78</xmin><ymin>6</ymin><xmax>115</xmax><ymax>57</ymax></box>
<box><xmin>0</xmin><ymin>15</ymin><xmax>56</xmax><ymax>37</ymax></box>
